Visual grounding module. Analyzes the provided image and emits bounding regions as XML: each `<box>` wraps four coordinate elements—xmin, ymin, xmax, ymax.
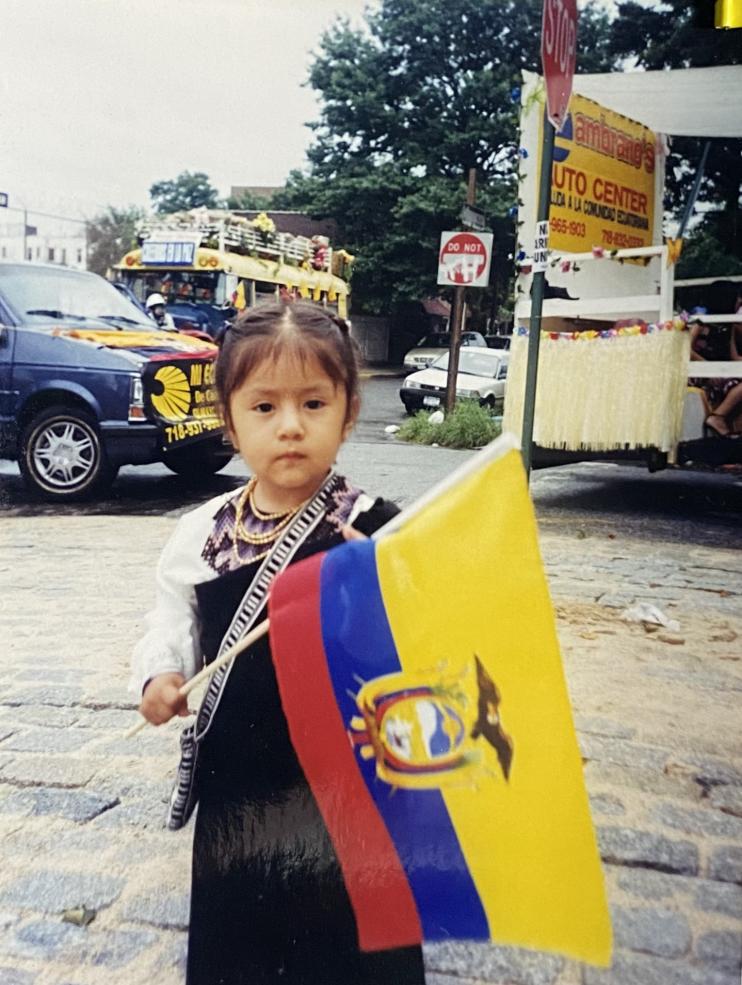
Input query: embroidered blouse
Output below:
<box><xmin>129</xmin><ymin>476</ymin><xmax>372</xmax><ymax>695</ymax></box>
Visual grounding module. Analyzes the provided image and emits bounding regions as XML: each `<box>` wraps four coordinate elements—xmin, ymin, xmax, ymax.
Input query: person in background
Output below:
<box><xmin>688</xmin><ymin>283</ymin><xmax>742</xmax><ymax>437</ymax></box>
<box><xmin>146</xmin><ymin>292</ymin><xmax>176</xmax><ymax>331</ymax></box>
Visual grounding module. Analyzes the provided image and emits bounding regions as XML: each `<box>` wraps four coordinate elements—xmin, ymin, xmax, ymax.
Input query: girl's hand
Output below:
<box><xmin>140</xmin><ymin>672</ymin><xmax>189</xmax><ymax>725</ymax></box>
<box><xmin>341</xmin><ymin>525</ymin><xmax>368</xmax><ymax>542</ymax></box>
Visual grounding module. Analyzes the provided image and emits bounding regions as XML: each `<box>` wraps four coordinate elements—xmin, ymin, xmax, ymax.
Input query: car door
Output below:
<box><xmin>0</xmin><ymin>295</ymin><xmax>18</xmax><ymax>454</ymax></box>
<box><xmin>0</xmin><ymin>284</ymin><xmax>18</xmax><ymax>446</ymax></box>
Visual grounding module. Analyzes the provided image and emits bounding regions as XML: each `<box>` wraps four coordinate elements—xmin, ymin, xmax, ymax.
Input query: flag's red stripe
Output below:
<box><xmin>269</xmin><ymin>553</ymin><xmax>422</xmax><ymax>952</ymax></box>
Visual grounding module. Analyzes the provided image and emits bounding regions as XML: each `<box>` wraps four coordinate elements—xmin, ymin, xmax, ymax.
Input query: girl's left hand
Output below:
<box><xmin>341</xmin><ymin>525</ymin><xmax>367</xmax><ymax>541</ymax></box>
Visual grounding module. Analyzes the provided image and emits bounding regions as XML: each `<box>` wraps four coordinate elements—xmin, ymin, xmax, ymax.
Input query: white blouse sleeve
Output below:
<box><xmin>129</xmin><ymin>492</ymin><xmax>231</xmax><ymax>695</ymax></box>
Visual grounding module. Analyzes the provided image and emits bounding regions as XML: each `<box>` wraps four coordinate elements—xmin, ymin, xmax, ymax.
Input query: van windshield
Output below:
<box><xmin>0</xmin><ymin>265</ymin><xmax>153</xmax><ymax>329</ymax></box>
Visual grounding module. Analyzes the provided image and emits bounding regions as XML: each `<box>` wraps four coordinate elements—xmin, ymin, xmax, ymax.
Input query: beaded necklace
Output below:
<box><xmin>231</xmin><ymin>477</ymin><xmax>311</xmax><ymax>567</ymax></box>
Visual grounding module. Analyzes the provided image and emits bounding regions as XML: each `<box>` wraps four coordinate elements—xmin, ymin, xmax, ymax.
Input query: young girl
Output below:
<box><xmin>131</xmin><ymin>303</ymin><xmax>426</xmax><ymax>985</ymax></box>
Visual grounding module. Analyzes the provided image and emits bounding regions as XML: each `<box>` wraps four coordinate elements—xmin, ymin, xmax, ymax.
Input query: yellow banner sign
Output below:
<box><xmin>546</xmin><ymin>93</ymin><xmax>656</xmax><ymax>253</ymax></box>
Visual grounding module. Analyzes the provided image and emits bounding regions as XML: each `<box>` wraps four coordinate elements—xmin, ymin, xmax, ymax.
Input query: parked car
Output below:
<box><xmin>402</xmin><ymin>331</ymin><xmax>487</xmax><ymax>372</ymax></box>
<box><xmin>484</xmin><ymin>335</ymin><xmax>512</xmax><ymax>351</ymax></box>
<box><xmin>399</xmin><ymin>346</ymin><xmax>509</xmax><ymax>414</ymax></box>
<box><xmin>0</xmin><ymin>263</ymin><xmax>232</xmax><ymax>500</ymax></box>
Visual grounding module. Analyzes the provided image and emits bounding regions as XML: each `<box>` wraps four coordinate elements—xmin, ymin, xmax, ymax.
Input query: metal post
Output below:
<box><xmin>677</xmin><ymin>141</ymin><xmax>711</xmax><ymax>241</ymax></box>
<box><xmin>445</xmin><ymin>168</ymin><xmax>478</xmax><ymax>414</ymax></box>
<box><xmin>445</xmin><ymin>287</ymin><xmax>465</xmax><ymax>413</ymax></box>
<box><xmin>22</xmin><ymin>208</ymin><xmax>28</xmax><ymax>261</ymax></box>
<box><xmin>521</xmin><ymin>107</ymin><xmax>556</xmax><ymax>478</ymax></box>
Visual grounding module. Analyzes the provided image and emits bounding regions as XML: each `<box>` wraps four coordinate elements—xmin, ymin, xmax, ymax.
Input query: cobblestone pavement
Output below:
<box><xmin>1</xmin><ymin>463</ymin><xmax>741</xmax><ymax>984</ymax></box>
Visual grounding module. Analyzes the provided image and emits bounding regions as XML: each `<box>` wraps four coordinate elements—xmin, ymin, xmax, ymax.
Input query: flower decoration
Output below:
<box><xmin>560</xmin><ymin>260</ymin><xmax>572</xmax><ymax>273</ymax></box>
<box><xmin>591</xmin><ymin>246</ymin><xmax>605</xmax><ymax>258</ymax></box>
<box><xmin>251</xmin><ymin>212</ymin><xmax>276</xmax><ymax>235</ymax></box>
<box><xmin>250</xmin><ymin>212</ymin><xmax>277</xmax><ymax>245</ymax></box>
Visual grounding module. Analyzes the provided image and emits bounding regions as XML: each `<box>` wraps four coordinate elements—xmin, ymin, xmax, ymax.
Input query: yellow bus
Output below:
<box><xmin>111</xmin><ymin>209</ymin><xmax>354</xmax><ymax>335</ymax></box>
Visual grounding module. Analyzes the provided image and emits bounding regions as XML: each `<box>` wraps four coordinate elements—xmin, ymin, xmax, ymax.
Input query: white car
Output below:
<box><xmin>399</xmin><ymin>346</ymin><xmax>509</xmax><ymax>414</ymax></box>
<box><xmin>402</xmin><ymin>331</ymin><xmax>487</xmax><ymax>372</ymax></box>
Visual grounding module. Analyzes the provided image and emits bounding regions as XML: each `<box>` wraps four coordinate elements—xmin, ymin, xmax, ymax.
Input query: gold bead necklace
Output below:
<box><xmin>231</xmin><ymin>477</ymin><xmax>309</xmax><ymax>565</ymax></box>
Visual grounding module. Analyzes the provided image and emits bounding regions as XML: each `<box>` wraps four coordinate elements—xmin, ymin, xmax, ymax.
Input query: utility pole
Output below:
<box><xmin>445</xmin><ymin>168</ymin><xmax>478</xmax><ymax>414</ymax></box>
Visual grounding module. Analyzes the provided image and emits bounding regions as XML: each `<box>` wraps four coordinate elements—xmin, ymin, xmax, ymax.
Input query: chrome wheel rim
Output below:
<box><xmin>32</xmin><ymin>420</ymin><xmax>97</xmax><ymax>488</ymax></box>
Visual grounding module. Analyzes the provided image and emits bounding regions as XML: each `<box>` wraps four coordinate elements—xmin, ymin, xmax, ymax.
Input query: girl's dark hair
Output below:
<box><xmin>215</xmin><ymin>302</ymin><xmax>361</xmax><ymax>431</ymax></box>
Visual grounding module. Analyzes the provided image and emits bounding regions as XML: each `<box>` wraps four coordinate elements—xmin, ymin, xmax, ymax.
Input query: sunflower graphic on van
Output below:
<box><xmin>142</xmin><ymin>356</ymin><xmax>223</xmax><ymax>449</ymax></box>
<box><xmin>150</xmin><ymin>365</ymin><xmax>192</xmax><ymax>421</ymax></box>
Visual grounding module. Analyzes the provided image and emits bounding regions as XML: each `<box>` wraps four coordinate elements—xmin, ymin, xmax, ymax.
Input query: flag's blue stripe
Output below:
<box><xmin>319</xmin><ymin>540</ymin><xmax>489</xmax><ymax>941</ymax></box>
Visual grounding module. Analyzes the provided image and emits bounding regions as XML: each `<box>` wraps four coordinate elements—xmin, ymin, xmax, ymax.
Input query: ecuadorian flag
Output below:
<box><xmin>268</xmin><ymin>437</ymin><xmax>612</xmax><ymax>966</ymax></box>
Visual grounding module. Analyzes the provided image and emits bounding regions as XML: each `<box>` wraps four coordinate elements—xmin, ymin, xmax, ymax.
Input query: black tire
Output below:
<box><xmin>163</xmin><ymin>443</ymin><xmax>233</xmax><ymax>479</ymax></box>
<box><xmin>19</xmin><ymin>405</ymin><xmax>118</xmax><ymax>501</ymax></box>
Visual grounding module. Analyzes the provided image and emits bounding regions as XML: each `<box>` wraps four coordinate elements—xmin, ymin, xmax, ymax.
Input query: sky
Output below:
<box><xmin>1</xmin><ymin>0</ymin><xmax>630</xmax><ymax>225</ymax></box>
<box><xmin>0</xmin><ymin>0</ymin><xmax>372</xmax><ymax>222</ymax></box>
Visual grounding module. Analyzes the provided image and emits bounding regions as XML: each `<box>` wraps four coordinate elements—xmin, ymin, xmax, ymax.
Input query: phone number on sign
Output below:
<box><xmin>602</xmin><ymin>229</ymin><xmax>645</xmax><ymax>248</ymax></box>
<box><xmin>550</xmin><ymin>218</ymin><xmax>586</xmax><ymax>237</ymax></box>
<box><xmin>164</xmin><ymin>417</ymin><xmax>222</xmax><ymax>445</ymax></box>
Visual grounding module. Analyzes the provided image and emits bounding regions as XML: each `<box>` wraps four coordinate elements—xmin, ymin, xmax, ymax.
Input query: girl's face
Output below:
<box><xmin>227</xmin><ymin>349</ymin><xmax>357</xmax><ymax>512</ymax></box>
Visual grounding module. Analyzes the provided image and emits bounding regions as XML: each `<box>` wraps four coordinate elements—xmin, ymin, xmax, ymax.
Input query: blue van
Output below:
<box><xmin>0</xmin><ymin>263</ymin><xmax>232</xmax><ymax>500</ymax></box>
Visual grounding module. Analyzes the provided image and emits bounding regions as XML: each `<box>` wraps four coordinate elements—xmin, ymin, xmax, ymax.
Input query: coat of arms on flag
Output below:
<box><xmin>268</xmin><ymin>435</ymin><xmax>612</xmax><ymax>966</ymax></box>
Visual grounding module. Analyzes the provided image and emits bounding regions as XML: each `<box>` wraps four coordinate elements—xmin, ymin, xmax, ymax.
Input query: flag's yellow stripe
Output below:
<box><xmin>376</xmin><ymin>448</ymin><xmax>612</xmax><ymax>965</ymax></box>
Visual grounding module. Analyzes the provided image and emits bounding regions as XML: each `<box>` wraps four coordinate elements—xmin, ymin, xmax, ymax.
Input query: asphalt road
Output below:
<box><xmin>1</xmin><ymin>377</ymin><xmax>741</xmax><ymax>549</ymax></box>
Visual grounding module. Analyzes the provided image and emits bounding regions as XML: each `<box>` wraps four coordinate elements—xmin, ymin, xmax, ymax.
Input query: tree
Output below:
<box><xmin>149</xmin><ymin>171</ymin><xmax>221</xmax><ymax>214</ymax></box>
<box><xmin>86</xmin><ymin>205</ymin><xmax>144</xmax><ymax>277</ymax></box>
<box><xmin>281</xmin><ymin>0</ymin><xmax>615</xmax><ymax>315</ymax></box>
<box><xmin>609</xmin><ymin>2</ymin><xmax>741</xmax><ymax>267</ymax></box>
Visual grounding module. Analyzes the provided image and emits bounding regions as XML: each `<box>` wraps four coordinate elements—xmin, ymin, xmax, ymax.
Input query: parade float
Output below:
<box><xmin>503</xmin><ymin>65</ymin><xmax>742</xmax><ymax>469</ymax></box>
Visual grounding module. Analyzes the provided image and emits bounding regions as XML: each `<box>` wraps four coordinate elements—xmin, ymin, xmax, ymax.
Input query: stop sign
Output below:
<box><xmin>541</xmin><ymin>0</ymin><xmax>577</xmax><ymax>132</ymax></box>
<box><xmin>437</xmin><ymin>231</ymin><xmax>493</xmax><ymax>288</ymax></box>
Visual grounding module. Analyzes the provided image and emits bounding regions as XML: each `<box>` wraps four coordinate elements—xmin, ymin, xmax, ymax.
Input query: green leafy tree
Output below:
<box><xmin>609</xmin><ymin>2</ymin><xmax>741</xmax><ymax>268</ymax></box>
<box><xmin>677</xmin><ymin>224</ymin><xmax>742</xmax><ymax>280</ymax></box>
<box><xmin>149</xmin><ymin>171</ymin><xmax>221</xmax><ymax>214</ymax></box>
<box><xmin>281</xmin><ymin>0</ymin><xmax>615</xmax><ymax>315</ymax></box>
<box><xmin>85</xmin><ymin>205</ymin><xmax>144</xmax><ymax>277</ymax></box>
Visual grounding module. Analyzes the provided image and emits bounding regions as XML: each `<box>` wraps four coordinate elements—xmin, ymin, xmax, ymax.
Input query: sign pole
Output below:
<box><xmin>521</xmin><ymin>0</ymin><xmax>577</xmax><ymax>478</ymax></box>
<box><xmin>445</xmin><ymin>168</ymin><xmax>478</xmax><ymax>415</ymax></box>
<box><xmin>521</xmin><ymin>109</ymin><xmax>555</xmax><ymax>478</ymax></box>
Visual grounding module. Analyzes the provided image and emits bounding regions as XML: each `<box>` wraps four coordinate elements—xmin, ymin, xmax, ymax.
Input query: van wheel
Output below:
<box><xmin>163</xmin><ymin>444</ymin><xmax>233</xmax><ymax>479</ymax></box>
<box><xmin>19</xmin><ymin>405</ymin><xmax>117</xmax><ymax>500</ymax></box>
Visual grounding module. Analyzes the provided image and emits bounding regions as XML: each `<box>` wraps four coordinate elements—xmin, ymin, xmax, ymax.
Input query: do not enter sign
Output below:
<box><xmin>437</xmin><ymin>231</ymin><xmax>493</xmax><ymax>288</ymax></box>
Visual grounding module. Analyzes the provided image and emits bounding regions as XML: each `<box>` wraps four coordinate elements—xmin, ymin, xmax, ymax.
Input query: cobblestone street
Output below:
<box><xmin>1</xmin><ymin>452</ymin><xmax>741</xmax><ymax>985</ymax></box>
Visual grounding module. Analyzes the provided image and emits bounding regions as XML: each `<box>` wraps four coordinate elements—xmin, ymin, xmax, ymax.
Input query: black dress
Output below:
<box><xmin>186</xmin><ymin>499</ymin><xmax>426</xmax><ymax>985</ymax></box>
